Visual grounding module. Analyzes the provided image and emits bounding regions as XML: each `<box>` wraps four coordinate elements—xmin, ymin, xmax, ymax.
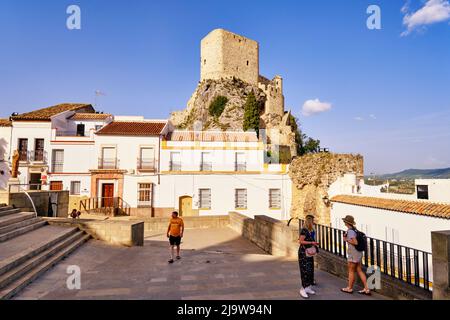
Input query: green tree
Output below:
<box><xmin>289</xmin><ymin>114</ymin><xmax>321</xmax><ymax>155</ymax></box>
<box><xmin>243</xmin><ymin>91</ymin><xmax>260</xmax><ymax>137</ymax></box>
<box><xmin>208</xmin><ymin>96</ymin><xmax>228</xmax><ymax>118</ymax></box>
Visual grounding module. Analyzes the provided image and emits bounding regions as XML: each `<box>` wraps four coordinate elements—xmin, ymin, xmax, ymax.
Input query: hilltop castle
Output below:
<box><xmin>171</xmin><ymin>28</ymin><xmax>296</xmax><ymax>158</ymax></box>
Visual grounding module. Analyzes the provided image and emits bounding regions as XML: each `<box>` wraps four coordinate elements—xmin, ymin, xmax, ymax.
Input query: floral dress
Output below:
<box><xmin>298</xmin><ymin>227</ymin><xmax>316</xmax><ymax>288</ymax></box>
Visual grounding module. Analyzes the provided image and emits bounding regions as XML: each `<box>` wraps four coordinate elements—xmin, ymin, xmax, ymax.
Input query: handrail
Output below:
<box><xmin>79</xmin><ymin>196</ymin><xmax>131</xmax><ymax>216</ymax></box>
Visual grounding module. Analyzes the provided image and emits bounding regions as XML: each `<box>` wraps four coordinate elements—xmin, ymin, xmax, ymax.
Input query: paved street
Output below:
<box><xmin>15</xmin><ymin>227</ymin><xmax>386</xmax><ymax>300</ymax></box>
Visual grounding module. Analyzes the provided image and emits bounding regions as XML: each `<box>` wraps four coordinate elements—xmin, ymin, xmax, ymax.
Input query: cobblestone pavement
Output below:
<box><xmin>14</xmin><ymin>227</ymin><xmax>386</xmax><ymax>300</ymax></box>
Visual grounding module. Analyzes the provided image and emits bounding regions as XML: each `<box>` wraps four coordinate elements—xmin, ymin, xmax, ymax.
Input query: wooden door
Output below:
<box><xmin>50</xmin><ymin>181</ymin><xmax>63</xmax><ymax>191</ymax></box>
<box><xmin>179</xmin><ymin>196</ymin><xmax>192</xmax><ymax>217</ymax></box>
<box><xmin>102</xmin><ymin>183</ymin><xmax>114</xmax><ymax>207</ymax></box>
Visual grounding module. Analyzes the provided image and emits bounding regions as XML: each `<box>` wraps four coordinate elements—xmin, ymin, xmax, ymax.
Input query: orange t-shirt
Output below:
<box><xmin>168</xmin><ymin>217</ymin><xmax>184</xmax><ymax>237</ymax></box>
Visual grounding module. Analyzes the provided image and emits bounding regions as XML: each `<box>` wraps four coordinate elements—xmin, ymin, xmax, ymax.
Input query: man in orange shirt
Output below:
<box><xmin>167</xmin><ymin>211</ymin><xmax>184</xmax><ymax>264</ymax></box>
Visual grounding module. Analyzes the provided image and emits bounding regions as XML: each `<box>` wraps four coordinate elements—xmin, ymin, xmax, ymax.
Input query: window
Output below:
<box><xmin>199</xmin><ymin>189</ymin><xmax>211</xmax><ymax>209</ymax></box>
<box><xmin>138</xmin><ymin>147</ymin><xmax>155</xmax><ymax>170</ymax></box>
<box><xmin>235</xmin><ymin>152</ymin><xmax>246</xmax><ymax>171</ymax></box>
<box><xmin>34</xmin><ymin>139</ymin><xmax>45</xmax><ymax>162</ymax></box>
<box><xmin>18</xmin><ymin>138</ymin><xmax>28</xmax><ymax>161</ymax></box>
<box><xmin>417</xmin><ymin>185</ymin><xmax>429</xmax><ymax>200</ymax></box>
<box><xmin>100</xmin><ymin>147</ymin><xmax>116</xmax><ymax>169</ymax></box>
<box><xmin>201</xmin><ymin>152</ymin><xmax>212</xmax><ymax>171</ymax></box>
<box><xmin>50</xmin><ymin>181</ymin><xmax>63</xmax><ymax>191</ymax></box>
<box><xmin>170</xmin><ymin>152</ymin><xmax>181</xmax><ymax>171</ymax></box>
<box><xmin>51</xmin><ymin>150</ymin><xmax>64</xmax><ymax>172</ymax></box>
<box><xmin>76</xmin><ymin>123</ymin><xmax>85</xmax><ymax>136</ymax></box>
<box><xmin>95</xmin><ymin>125</ymin><xmax>103</xmax><ymax>131</ymax></box>
<box><xmin>70</xmin><ymin>181</ymin><xmax>81</xmax><ymax>195</ymax></box>
<box><xmin>138</xmin><ymin>183</ymin><xmax>153</xmax><ymax>207</ymax></box>
<box><xmin>235</xmin><ymin>189</ymin><xmax>247</xmax><ymax>209</ymax></box>
<box><xmin>269</xmin><ymin>189</ymin><xmax>281</xmax><ymax>209</ymax></box>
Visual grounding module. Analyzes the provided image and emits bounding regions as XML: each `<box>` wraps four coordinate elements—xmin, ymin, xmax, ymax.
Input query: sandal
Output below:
<box><xmin>358</xmin><ymin>289</ymin><xmax>371</xmax><ymax>296</ymax></box>
<box><xmin>341</xmin><ymin>288</ymin><xmax>353</xmax><ymax>294</ymax></box>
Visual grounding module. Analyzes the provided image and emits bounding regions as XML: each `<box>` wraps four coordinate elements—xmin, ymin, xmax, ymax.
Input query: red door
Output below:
<box><xmin>102</xmin><ymin>184</ymin><xmax>114</xmax><ymax>207</ymax></box>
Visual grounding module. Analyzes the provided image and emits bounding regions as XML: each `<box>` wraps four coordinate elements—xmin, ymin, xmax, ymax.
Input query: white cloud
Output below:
<box><xmin>401</xmin><ymin>0</ymin><xmax>450</xmax><ymax>36</ymax></box>
<box><xmin>301</xmin><ymin>99</ymin><xmax>332</xmax><ymax>116</ymax></box>
<box><xmin>354</xmin><ymin>116</ymin><xmax>364</xmax><ymax>121</ymax></box>
<box><xmin>369</xmin><ymin>114</ymin><xmax>377</xmax><ymax>120</ymax></box>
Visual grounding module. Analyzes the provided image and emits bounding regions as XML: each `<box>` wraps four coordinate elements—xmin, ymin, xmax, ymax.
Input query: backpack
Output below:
<box><xmin>353</xmin><ymin>228</ymin><xmax>367</xmax><ymax>252</ymax></box>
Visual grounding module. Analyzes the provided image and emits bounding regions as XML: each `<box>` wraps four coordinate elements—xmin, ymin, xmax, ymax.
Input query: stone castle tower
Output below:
<box><xmin>200</xmin><ymin>29</ymin><xmax>286</xmax><ymax>119</ymax></box>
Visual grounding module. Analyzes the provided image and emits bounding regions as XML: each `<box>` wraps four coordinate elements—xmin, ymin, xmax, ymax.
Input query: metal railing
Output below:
<box><xmin>288</xmin><ymin>218</ymin><xmax>432</xmax><ymax>292</ymax></box>
<box><xmin>17</xmin><ymin>150</ymin><xmax>48</xmax><ymax>163</ymax></box>
<box><xmin>98</xmin><ymin>158</ymin><xmax>119</xmax><ymax>170</ymax></box>
<box><xmin>137</xmin><ymin>158</ymin><xmax>156</xmax><ymax>171</ymax></box>
<box><xmin>170</xmin><ymin>161</ymin><xmax>181</xmax><ymax>171</ymax></box>
<box><xmin>79</xmin><ymin>197</ymin><xmax>131</xmax><ymax>216</ymax></box>
<box><xmin>55</xmin><ymin>130</ymin><xmax>88</xmax><ymax>137</ymax></box>
<box><xmin>51</xmin><ymin>161</ymin><xmax>64</xmax><ymax>173</ymax></box>
<box><xmin>235</xmin><ymin>162</ymin><xmax>247</xmax><ymax>172</ymax></box>
<box><xmin>200</xmin><ymin>162</ymin><xmax>212</xmax><ymax>172</ymax></box>
<box><xmin>8</xmin><ymin>183</ymin><xmax>43</xmax><ymax>192</ymax></box>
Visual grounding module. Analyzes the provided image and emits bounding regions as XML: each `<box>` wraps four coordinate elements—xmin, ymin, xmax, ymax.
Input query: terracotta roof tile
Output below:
<box><xmin>167</xmin><ymin>131</ymin><xmax>258</xmax><ymax>142</ymax></box>
<box><xmin>12</xmin><ymin>103</ymin><xmax>94</xmax><ymax>121</ymax></box>
<box><xmin>0</xmin><ymin>118</ymin><xmax>12</xmax><ymax>127</ymax></box>
<box><xmin>69</xmin><ymin>113</ymin><xmax>111</xmax><ymax>121</ymax></box>
<box><xmin>95</xmin><ymin>121</ymin><xmax>166</xmax><ymax>136</ymax></box>
<box><xmin>331</xmin><ymin>195</ymin><xmax>450</xmax><ymax>219</ymax></box>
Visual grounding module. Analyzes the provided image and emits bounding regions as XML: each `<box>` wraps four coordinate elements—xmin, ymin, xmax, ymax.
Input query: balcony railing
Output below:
<box><xmin>288</xmin><ymin>218</ymin><xmax>432</xmax><ymax>292</ymax></box>
<box><xmin>51</xmin><ymin>161</ymin><xmax>64</xmax><ymax>173</ymax></box>
<box><xmin>18</xmin><ymin>150</ymin><xmax>48</xmax><ymax>163</ymax></box>
<box><xmin>55</xmin><ymin>130</ymin><xmax>89</xmax><ymax>137</ymax></box>
<box><xmin>98</xmin><ymin>158</ymin><xmax>119</xmax><ymax>170</ymax></box>
<box><xmin>200</xmin><ymin>162</ymin><xmax>212</xmax><ymax>172</ymax></box>
<box><xmin>137</xmin><ymin>158</ymin><xmax>156</xmax><ymax>171</ymax></box>
<box><xmin>79</xmin><ymin>197</ymin><xmax>131</xmax><ymax>216</ymax></box>
<box><xmin>235</xmin><ymin>162</ymin><xmax>247</xmax><ymax>172</ymax></box>
<box><xmin>170</xmin><ymin>161</ymin><xmax>181</xmax><ymax>171</ymax></box>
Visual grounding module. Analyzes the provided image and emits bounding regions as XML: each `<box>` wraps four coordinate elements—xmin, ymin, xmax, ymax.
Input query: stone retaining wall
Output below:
<box><xmin>229</xmin><ymin>212</ymin><xmax>432</xmax><ymax>300</ymax></box>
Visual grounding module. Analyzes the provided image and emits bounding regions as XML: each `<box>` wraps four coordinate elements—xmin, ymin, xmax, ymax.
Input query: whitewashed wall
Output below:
<box><xmin>0</xmin><ymin>126</ymin><xmax>12</xmax><ymax>189</ymax></box>
<box><xmin>154</xmin><ymin>173</ymin><xmax>291</xmax><ymax>220</ymax></box>
<box><xmin>330</xmin><ymin>202</ymin><xmax>450</xmax><ymax>253</ymax></box>
<box><xmin>416</xmin><ymin>179</ymin><xmax>450</xmax><ymax>204</ymax></box>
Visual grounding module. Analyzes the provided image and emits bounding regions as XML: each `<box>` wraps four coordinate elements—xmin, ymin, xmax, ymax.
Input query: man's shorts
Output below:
<box><xmin>169</xmin><ymin>235</ymin><xmax>181</xmax><ymax>246</ymax></box>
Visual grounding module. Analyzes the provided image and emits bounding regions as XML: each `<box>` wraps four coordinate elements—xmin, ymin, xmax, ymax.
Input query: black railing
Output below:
<box><xmin>200</xmin><ymin>162</ymin><xmax>212</xmax><ymax>171</ymax></box>
<box><xmin>288</xmin><ymin>218</ymin><xmax>432</xmax><ymax>292</ymax></box>
<box><xmin>170</xmin><ymin>161</ymin><xmax>181</xmax><ymax>171</ymax></box>
<box><xmin>235</xmin><ymin>162</ymin><xmax>247</xmax><ymax>171</ymax></box>
<box><xmin>30</xmin><ymin>150</ymin><xmax>47</xmax><ymax>163</ymax></box>
<box><xmin>137</xmin><ymin>158</ymin><xmax>156</xmax><ymax>171</ymax></box>
<box><xmin>51</xmin><ymin>161</ymin><xmax>64</xmax><ymax>173</ymax></box>
<box><xmin>98</xmin><ymin>158</ymin><xmax>119</xmax><ymax>170</ymax></box>
<box><xmin>56</xmin><ymin>130</ymin><xmax>89</xmax><ymax>137</ymax></box>
<box><xmin>79</xmin><ymin>197</ymin><xmax>131</xmax><ymax>216</ymax></box>
<box><xmin>18</xmin><ymin>150</ymin><xmax>28</xmax><ymax>162</ymax></box>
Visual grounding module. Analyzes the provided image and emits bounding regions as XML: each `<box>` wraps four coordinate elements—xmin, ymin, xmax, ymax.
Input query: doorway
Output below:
<box><xmin>179</xmin><ymin>196</ymin><xmax>193</xmax><ymax>217</ymax></box>
<box><xmin>29</xmin><ymin>173</ymin><xmax>41</xmax><ymax>190</ymax></box>
<box><xmin>102</xmin><ymin>183</ymin><xmax>114</xmax><ymax>207</ymax></box>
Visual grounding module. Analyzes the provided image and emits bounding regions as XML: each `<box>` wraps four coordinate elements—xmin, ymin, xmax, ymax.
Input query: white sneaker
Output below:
<box><xmin>305</xmin><ymin>286</ymin><xmax>316</xmax><ymax>295</ymax></box>
<box><xmin>299</xmin><ymin>288</ymin><xmax>309</xmax><ymax>299</ymax></box>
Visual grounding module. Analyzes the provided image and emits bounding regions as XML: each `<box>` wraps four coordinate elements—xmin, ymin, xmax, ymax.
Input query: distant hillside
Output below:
<box><xmin>376</xmin><ymin>168</ymin><xmax>450</xmax><ymax>180</ymax></box>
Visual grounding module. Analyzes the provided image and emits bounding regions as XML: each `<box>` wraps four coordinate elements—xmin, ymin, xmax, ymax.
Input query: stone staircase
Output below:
<box><xmin>0</xmin><ymin>205</ymin><xmax>46</xmax><ymax>242</ymax></box>
<box><xmin>0</xmin><ymin>204</ymin><xmax>90</xmax><ymax>300</ymax></box>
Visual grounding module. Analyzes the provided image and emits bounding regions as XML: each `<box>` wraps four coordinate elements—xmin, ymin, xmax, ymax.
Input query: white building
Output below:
<box><xmin>1</xmin><ymin>103</ymin><xmax>292</xmax><ymax>220</ymax></box>
<box><xmin>415</xmin><ymin>179</ymin><xmax>450</xmax><ymax>204</ymax></box>
<box><xmin>0</xmin><ymin>119</ymin><xmax>12</xmax><ymax>189</ymax></box>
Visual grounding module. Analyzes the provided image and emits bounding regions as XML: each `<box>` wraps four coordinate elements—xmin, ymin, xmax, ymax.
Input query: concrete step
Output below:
<box><xmin>0</xmin><ymin>205</ymin><xmax>13</xmax><ymax>211</ymax></box>
<box><xmin>0</xmin><ymin>233</ymin><xmax>90</xmax><ymax>300</ymax></box>
<box><xmin>0</xmin><ymin>208</ymin><xmax>21</xmax><ymax>218</ymax></box>
<box><xmin>0</xmin><ymin>227</ymin><xmax>79</xmax><ymax>276</ymax></box>
<box><xmin>0</xmin><ymin>212</ymin><xmax>35</xmax><ymax>228</ymax></box>
<box><xmin>0</xmin><ymin>220</ymin><xmax>47</xmax><ymax>243</ymax></box>
<box><xmin>0</xmin><ymin>218</ymin><xmax>44</xmax><ymax>236</ymax></box>
<box><xmin>0</xmin><ymin>231</ymin><xmax>86</xmax><ymax>290</ymax></box>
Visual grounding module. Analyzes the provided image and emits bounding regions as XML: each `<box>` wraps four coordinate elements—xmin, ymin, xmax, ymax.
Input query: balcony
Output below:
<box><xmin>170</xmin><ymin>161</ymin><xmax>181</xmax><ymax>171</ymax></box>
<box><xmin>51</xmin><ymin>161</ymin><xmax>64</xmax><ymax>173</ymax></box>
<box><xmin>200</xmin><ymin>162</ymin><xmax>212</xmax><ymax>172</ymax></box>
<box><xmin>137</xmin><ymin>158</ymin><xmax>156</xmax><ymax>172</ymax></box>
<box><xmin>55</xmin><ymin>130</ymin><xmax>89</xmax><ymax>137</ymax></box>
<box><xmin>235</xmin><ymin>162</ymin><xmax>247</xmax><ymax>172</ymax></box>
<box><xmin>18</xmin><ymin>150</ymin><xmax>48</xmax><ymax>164</ymax></box>
<box><xmin>98</xmin><ymin>158</ymin><xmax>119</xmax><ymax>170</ymax></box>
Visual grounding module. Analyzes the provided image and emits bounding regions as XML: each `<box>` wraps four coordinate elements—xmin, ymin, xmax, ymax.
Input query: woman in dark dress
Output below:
<box><xmin>298</xmin><ymin>214</ymin><xmax>319</xmax><ymax>299</ymax></box>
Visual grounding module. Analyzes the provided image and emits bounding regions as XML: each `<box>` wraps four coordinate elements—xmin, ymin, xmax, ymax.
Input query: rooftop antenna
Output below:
<box><xmin>94</xmin><ymin>90</ymin><xmax>106</xmax><ymax>108</ymax></box>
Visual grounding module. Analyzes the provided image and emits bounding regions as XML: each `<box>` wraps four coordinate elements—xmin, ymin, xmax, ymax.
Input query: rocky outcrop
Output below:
<box><xmin>171</xmin><ymin>78</ymin><xmax>265</xmax><ymax>131</ymax></box>
<box><xmin>289</xmin><ymin>153</ymin><xmax>364</xmax><ymax>225</ymax></box>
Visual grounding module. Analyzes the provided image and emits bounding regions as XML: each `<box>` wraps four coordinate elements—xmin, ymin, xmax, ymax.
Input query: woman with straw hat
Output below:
<box><xmin>341</xmin><ymin>215</ymin><xmax>371</xmax><ymax>295</ymax></box>
<box><xmin>298</xmin><ymin>214</ymin><xmax>320</xmax><ymax>299</ymax></box>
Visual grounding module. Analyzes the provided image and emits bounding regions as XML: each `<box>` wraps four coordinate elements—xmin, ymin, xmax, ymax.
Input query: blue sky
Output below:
<box><xmin>0</xmin><ymin>0</ymin><xmax>449</xmax><ymax>174</ymax></box>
